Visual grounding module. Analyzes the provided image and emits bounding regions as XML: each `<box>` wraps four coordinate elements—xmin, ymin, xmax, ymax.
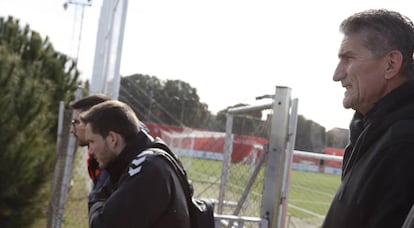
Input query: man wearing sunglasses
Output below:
<box><xmin>70</xmin><ymin>93</ymin><xmax>112</xmax><ymax>183</ymax></box>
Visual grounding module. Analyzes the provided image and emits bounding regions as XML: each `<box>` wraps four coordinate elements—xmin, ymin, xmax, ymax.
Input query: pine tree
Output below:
<box><xmin>0</xmin><ymin>16</ymin><xmax>79</xmax><ymax>227</ymax></box>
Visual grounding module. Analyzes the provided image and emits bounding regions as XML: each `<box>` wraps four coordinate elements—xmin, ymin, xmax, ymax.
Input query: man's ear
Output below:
<box><xmin>107</xmin><ymin>131</ymin><xmax>119</xmax><ymax>148</ymax></box>
<box><xmin>107</xmin><ymin>131</ymin><xmax>125</xmax><ymax>154</ymax></box>
<box><xmin>384</xmin><ymin>50</ymin><xmax>403</xmax><ymax>79</ymax></box>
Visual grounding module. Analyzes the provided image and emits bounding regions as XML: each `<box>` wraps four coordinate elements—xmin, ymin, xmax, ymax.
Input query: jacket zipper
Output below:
<box><xmin>338</xmin><ymin>124</ymin><xmax>370</xmax><ymax>200</ymax></box>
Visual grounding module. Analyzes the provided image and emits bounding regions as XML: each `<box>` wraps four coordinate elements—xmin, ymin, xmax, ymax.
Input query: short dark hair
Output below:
<box><xmin>70</xmin><ymin>93</ymin><xmax>111</xmax><ymax>111</ymax></box>
<box><xmin>340</xmin><ymin>9</ymin><xmax>414</xmax><ymax>78</ymax></box>
<box><xmin>80</xmin><ymin>100</ymin><xmax>140</xmax><ymax>140</ymax></box>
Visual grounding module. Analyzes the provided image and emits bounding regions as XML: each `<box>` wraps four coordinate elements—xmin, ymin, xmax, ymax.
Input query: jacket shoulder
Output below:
<box><xmin>387</xmin><ymin>119</ymin><xmax>414</xmax><ymax>139</ymax></box>
<box><xmin>127</xmin><ymin>149</ymin><xmax>171</xmax><ymax>177</ymax></box>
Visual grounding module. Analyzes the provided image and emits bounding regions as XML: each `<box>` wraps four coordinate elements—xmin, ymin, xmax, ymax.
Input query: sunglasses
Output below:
<box><xmin>71</xmin><ymin>119</ymin><xmax>81</xmax><ymax>127</ymax></box>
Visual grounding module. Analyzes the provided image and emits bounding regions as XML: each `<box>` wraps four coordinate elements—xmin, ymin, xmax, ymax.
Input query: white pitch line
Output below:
<box><xmin>291</xmin><ymin>184</ymin><xmax>335</xmax><ymax>198</ymax></box>
<box><xmin>288</xmin><ymin>204</ymin><xmax>325</xmax><ymax>219</ymax></box>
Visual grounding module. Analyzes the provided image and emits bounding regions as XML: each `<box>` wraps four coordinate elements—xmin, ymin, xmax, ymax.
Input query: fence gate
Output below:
<box><xmin>215</xmin><ymin>86</ymin><xmax>299</xmax><ymax>228</ymax></box>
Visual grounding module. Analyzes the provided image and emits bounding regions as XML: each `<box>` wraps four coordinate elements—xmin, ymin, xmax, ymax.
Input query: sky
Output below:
<box><xmin>2</xmin><ymin>0</ymin><xmax>414</xmax><ymax>130</ymax></box>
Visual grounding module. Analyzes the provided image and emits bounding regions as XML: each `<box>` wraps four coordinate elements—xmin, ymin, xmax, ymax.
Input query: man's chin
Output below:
<box><xmin>342</xmin><ymin>99</ymin><xmax>353</xmax><ymax>109</ymax></box>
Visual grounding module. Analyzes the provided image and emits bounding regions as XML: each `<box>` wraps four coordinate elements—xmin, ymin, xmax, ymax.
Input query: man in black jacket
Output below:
<box><xmin>81</xmin><ymin>100</ymin><xmax>191</xmax><ymax>228</ymax></box>
<box><xmin>70</xmin><ymin>94</ymin><xmax>150</xmax><ymax>184</ymax></box>
<box><xmin>323</xmin><ymin>9</ymin><xmax>414</xmax><ymax>228</ymax></box>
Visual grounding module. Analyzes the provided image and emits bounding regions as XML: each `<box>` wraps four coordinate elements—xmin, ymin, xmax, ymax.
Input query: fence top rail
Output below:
<box><xmin>214</xmin><ymin>214</ymin><xmax>266</xmax><ymax>223</ymax></box>
<box><xmin>293</xmin><ymin>150</ymin><xmax>343</xmax><ymax>162</ymax></box>
<box><xmin>227</xmin><ymin>102</ymin><xmax>273</xmax><ymax>114</ymax></box>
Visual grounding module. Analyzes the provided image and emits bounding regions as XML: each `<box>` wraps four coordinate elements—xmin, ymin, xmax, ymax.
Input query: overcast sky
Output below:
<box><xmin>2</xmin><ymin>0</ymin><xmax>414</xmax><ymax>130</ymax></box>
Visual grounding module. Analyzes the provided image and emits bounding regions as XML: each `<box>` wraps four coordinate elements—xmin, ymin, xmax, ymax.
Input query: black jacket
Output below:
<box><xmin>88</xmin><ymin>132</ymin><xmax>191</xmax><ymax>228</ymax></box>
<box><xmin>323</xmin><ymin>81</ymin><xmax>414</xmax><ymax>228</ymax></box>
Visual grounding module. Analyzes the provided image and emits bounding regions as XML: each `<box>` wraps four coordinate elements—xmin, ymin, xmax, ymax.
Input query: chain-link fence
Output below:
<box><xmin>51</xmin><ymin>121</ymin><xmax>343</xmax><ymax>228</ymax></box>
<box><xmin>155</xmin><ymin>127</ymin><xmax>269</xmax><ymax>228</ymax></box>
<box><xmin>160</xmin><ymin>130</ymin><xmax>344</xmax><ymax>228</ymax></box>
<box><xmin>48</xmin><ymin>88</ymin><xmax>344</xmax><ymax>228</ymax></box>
<box><xmin>161</xmin><ymin>130</ymin><xmax>268</xmax><ymax>220</ymax></box>
<box><xmin>47</xmin><ymin>104</ymin><xmax>78</xmax><ymax>228</ymax></box>
<box><xmin>51</xmin><ymin>119</ymin><xmax>271</xmax><ymax>228</ymax></box>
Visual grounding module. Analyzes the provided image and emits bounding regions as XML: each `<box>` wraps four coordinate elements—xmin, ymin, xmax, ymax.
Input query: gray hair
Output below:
<box><xmin>340</xmin><ymin>9</ymin><xmax>414</xmax><ymax>78</ymax></box>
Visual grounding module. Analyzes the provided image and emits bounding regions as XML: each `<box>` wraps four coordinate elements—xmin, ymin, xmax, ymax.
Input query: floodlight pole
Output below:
<box><xmin>64</xmin><ymin>0</ymin><xmax>92</xmax><ymax>62</ymax></box>
<box><xmin>90</xmin><ymin>0</ymin><xmax>129</xmax><ymax>99</ymax></box>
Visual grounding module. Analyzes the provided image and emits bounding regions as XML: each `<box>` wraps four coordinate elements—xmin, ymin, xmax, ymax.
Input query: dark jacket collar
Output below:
<box><xmin>349</xmin><ymin>80</ymin><xmax>414</xmax><ymax>134</ymax></box>
<box><xmin>364</xmin><ymin>80</ymin><xmax>414</xmax><ymax>124</ymax></box>
<box><xmin>343</xmin><ymin>80</ymin><xmax>414</xmax><ymax>177</ymax></box>
<box><xmin>105</xmin><ymin>131</ymin><xmax>153</xmax><ymax>184</ymax></box>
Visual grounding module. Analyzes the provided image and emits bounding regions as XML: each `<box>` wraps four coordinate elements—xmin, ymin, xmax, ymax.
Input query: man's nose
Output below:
<box><xmin>333</xmin><ymin>64</ymin><xmax>345</xmax><ymax>82</ymax></box>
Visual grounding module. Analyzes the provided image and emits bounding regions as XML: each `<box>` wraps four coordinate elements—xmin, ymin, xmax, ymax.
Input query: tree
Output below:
<box><xmin>160</xmin><ymin>79</ymin><xmax>211</xmax><ymax>128</ymax></box>
<box><xmin>214</xmin><ymin>104</ymin><xmax>268</xmax><ymax>137</ymax></box>
<box><xmin>0</xmin><ymin>16</ymin><xmax>79</xmax><ymax>227</ymax></box>
<box><xmin>120</xmin><ymin>75</ymin><xmax>337</xmax><ymax>152</ymax></box>
<box><xmin>295</xmin><ymin>115</ymin><xmax>326</xmax><ymax>152</ymax></box>
<box><xmin>119</xmin><ymin>74</ymin><xmax>212</xmax><ymax>128</ymax></box>
<box><xmin>119</xmin><ymin>74</ymin><xmax>163</xmax><ymax>122</ymax></box>
<box><xmin>326</xmin><ymin>128</ymin><xmax>349</xmax><ymax>148</ymax></box>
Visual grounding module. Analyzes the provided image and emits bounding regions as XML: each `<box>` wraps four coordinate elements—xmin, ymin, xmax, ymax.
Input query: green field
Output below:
<box><xmin>181</xmin><ymin>157</ymin><xmax>341</xmax><ymax>222</ymax></box>
<box><xmin>288</xmin><ymin>170</ymin><xmax>340</xmax><ymax>220</ymax></box>
<box><xmin>59</xmin><ymin>154</ymin><xmax>341</xmax><ymax>227</ymax></box>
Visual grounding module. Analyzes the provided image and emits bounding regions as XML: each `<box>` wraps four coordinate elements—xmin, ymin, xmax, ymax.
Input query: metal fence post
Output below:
<box><xmin>218</xmin><ymin>113</ymin><xmax>234</xmax><ymax>214</ymax></box>
<box><xmin>260</xmin><ymin>86</ymin><xmax>292</xmax><ymax>228</ymax></box>
<box><xmin>278</xmin><ymin>98</ymin><xmax>299</xmax><ymax>228</ymax></box>
<box><xmin>47</xmin><ymin>88</ymin><xmax>82</xmax><ymax>228</ymax></box>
